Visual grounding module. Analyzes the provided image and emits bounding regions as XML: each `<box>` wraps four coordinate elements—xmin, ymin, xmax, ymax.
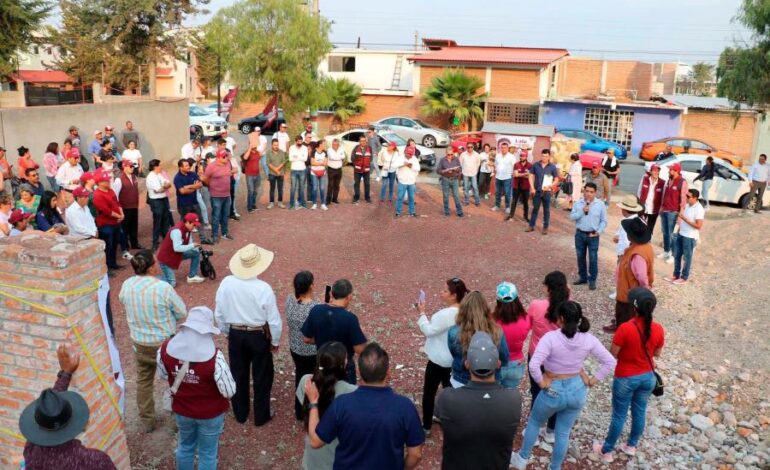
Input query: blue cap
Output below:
<box><xmin>496</xmin><ymin>282</ymin><xmax>518</xmax><ymax>303</ymax></box>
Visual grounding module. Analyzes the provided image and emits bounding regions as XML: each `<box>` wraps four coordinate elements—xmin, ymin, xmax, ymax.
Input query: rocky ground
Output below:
<box><xmin>109</xmin><ymin>173</ymin><xmax>769</xmax><ymax>469</ymax></box>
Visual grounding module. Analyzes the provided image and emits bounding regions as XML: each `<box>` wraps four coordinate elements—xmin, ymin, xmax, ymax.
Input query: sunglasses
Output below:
<box><xmin>28</xmin><ymin>173</ymin><xmax>38</xmax><ymax>177</ymax></box>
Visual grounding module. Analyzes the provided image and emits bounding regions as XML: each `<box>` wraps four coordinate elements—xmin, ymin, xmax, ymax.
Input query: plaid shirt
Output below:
<box><xmin>119</xmin><ymin>275</ymin><xmax>186</xmax><ymax>345</ymax></box>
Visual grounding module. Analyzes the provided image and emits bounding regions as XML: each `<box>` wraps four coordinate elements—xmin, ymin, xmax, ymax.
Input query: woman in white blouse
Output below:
<box><xmin>121</xmin><ymin>140</ymin><xmax>143</xmax><ymax>176</ymax></box>
<box><xmin>309</xmin><ymin>140</ymin><xmax>328</xmax><ymax>210</ymax></box>
<box><xmin>416</xmin><ymin>277</ymin><xmax>469</xmax><ymax>435</ymax></box>
<box><xmin>325</xmin><ymin>139</ymin><xmax>345</xmax><ymax>205</ymax></box>
<box><xmin>567</xmin><ymin>153</ymin><xmax>583</xmax><ymax>210</ymax></box>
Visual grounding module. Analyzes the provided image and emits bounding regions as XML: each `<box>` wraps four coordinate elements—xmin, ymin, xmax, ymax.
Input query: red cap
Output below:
<box><xmin>592</xmin><ymin>162</ymin><xmax>601</xmax><ymax>169</ymax></box>
<box><xmin>183</xmin><ymin>212</ymin><xmax>201</xmax><ymax>226</ymax></box>
<box><xmin>405</xmin><ymin>146</ymin><xmax>415</xmax><ymax>157</ymax></box>
<box><xmin>121</xmin><ymin>160</ymin><xmax>134</xmax><ymax>168</ymax></box>
<box><xmin>650</xmin><ymin>164</ymin><xmax>661</xmax><ymax>171</ymax></box>
<box><xmin>669</xmin><ymin>163</ymin><xmax>682</xmax><ymax>172</ymax></box>
<box><xmin>80</xmin><ymin>171</ymin><xmax>94</xmax><ymax>183</ymax></box>
<box><xmin>94</xmin><ymin>170</ymin><xmax>111</xmax><ymax>183</ymax></box>
<box><xmin>66</xmin><ymin>148</ymin><xmax>81</xmax><ymax>159</ymax></box>
<box><xmin>105</xmin><ymin>125</ymin><xmax>113</xmax><ymax>131</ymax></box>
<box><xmin>521</xmin><ymin>150</ymin><xmax>529</xmax><ymax>156</ymax></box>
<box><xmin>73</xmin><ymin>186</ymin><xmax>91</xmax><ymax>198</ymax></box>
<box><xmin>216</xmin><ymin>148</ymin><xmax>229</xmax><ymax>159</ymax></box>
<box><xmin>387</xmin><ymin>141</ymin><xmax>397</xmax><ymax>149</ymax></box>
<box><xmin>8</xmin><ymin>209</ymin><xmax>33</xmax><ymax>225</ymax></box>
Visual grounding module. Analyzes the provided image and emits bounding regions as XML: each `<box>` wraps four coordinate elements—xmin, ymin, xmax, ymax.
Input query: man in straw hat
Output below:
<box><xmin>215</xmin><ymin>244</ymin><xmax>282</xmax><ymax>426</ymax></box>
<box><xmin>603</xmin><ymin>217</ymin><xmax>654</xmax><ymax>333</ymax></box>
<box><xmin>570</xmin><ymin>182</ymin><xmax>607</xmax><ymax>290</ymax></box>
<box><xmin>20</xmin><ymin>343</ymin><xmax>116</xmax><ymax>469</ymax></box>
<box><xmin>158</xmin><ymin>306</ymin><xmax>236</xmax><ymax>468</ymax></box>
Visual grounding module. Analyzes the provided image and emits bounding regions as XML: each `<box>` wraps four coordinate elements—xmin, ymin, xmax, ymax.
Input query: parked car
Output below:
<box><xmin>237</xmin><ymin>109</ymin><xmax>286</xmax><ymax>135</ymax></box>
<box><xmin>204</xmin><ymin>103</ymin><xmax>230</xmax><ymax>122</ymax></box>
<box><xmin>324</xmin><ymin>129</ymin><xmax>436</xmax><ymax>169</ymax></box>
<box><xmin>189</xmin><ymin>104</ymin><xmax>227</xmax><ymax>138</ymax></box>
<box><xmin>372</xmin><ymin>116</ymin><xmax>450</xmax><ymax>148</ymax></box>
<box><xmin>556</xmin><ymin>129</ymin><xmax>628</xmax><ymax>159</ymax></box>
<box><xmin>579</xmin><ymin>150</ymin><xmax>605</xmax><ymax>170</ymax></box>
<box><xmin>639</xmin><ymin>137</ymin><xmax>742</xmax><ymax>168</ymax></box>
<box><xmin>644</xmin><ymin>154</ymin><xmax>769</xmax><ymax>210</ymax></box>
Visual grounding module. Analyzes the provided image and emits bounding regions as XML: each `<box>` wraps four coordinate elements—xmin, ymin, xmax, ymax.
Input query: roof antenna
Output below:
<box><xmin>356</xmin><ymin>36</ymin><xmax>361</xmax><ymax>49</ymax></box>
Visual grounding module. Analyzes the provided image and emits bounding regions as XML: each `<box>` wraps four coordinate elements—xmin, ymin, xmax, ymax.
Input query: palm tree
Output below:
<box><xmin>322</xmin><ymin>77</ymin><xmax>366</xmax><ymax>128</ymax></box>
<box><xmin>421</xmin><ymin>69</ymin><xmax>487</xmax><ymax>131</ymax></box>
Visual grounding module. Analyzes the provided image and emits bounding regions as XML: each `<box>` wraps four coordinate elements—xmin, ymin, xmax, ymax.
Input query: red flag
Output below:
<box><xmin>221</xmin><ymin>86</ymin><xmax>239</xmax><ymax>113</ymax></box>
<box><xmin>262</xmin><ymin>95</ymin><xmax>279</xmax><ymax>129</ymax></box>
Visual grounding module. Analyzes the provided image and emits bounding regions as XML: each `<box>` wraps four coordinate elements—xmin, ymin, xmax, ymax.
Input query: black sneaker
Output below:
<box><xmin>589</xmin><ymin>282</ymin><xmax>597</xmax><ymax>291</ymax></box>
<box><xmin>222</xmin><ymin>234</ymin><xmax>235</xmax><ymax>241</ymax></box>
<box><xmin>573</xmin><ymin>279</ymin><xmax>588</xmax><ymax>286</ymax></box>
<box><xmin>201</xmin><ymin>238</ymin><xmax>214</xmax><ymax>245</ymax></box>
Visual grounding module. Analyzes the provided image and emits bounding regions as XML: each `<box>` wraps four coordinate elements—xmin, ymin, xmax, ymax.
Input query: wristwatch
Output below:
<box><xmin>309</xmin><ymin>403</ymin><xmax>319</xmax><ymax>409</ymax></box>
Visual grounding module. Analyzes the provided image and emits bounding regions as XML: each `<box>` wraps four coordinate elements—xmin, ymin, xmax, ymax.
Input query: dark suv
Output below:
<box><xmin>237</xmin><ymin>110</ymin><xmax>286</xmax><ymax>135</ymax></box>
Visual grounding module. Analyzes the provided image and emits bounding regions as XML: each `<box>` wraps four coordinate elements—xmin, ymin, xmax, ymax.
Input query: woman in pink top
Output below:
<box><xmin>526</xmin><ymin>270</ymin><xmax>569</xmax><ymax>441</ymax></box>
<box><xmin>493</xmin><ymin>281</ymin><xmax>531</xmax><ymax>388</ymax></box>
<box><xmin>43</xmin><ymin>142</ymin><xmax>63</xmax><ymax>192</ymax></box>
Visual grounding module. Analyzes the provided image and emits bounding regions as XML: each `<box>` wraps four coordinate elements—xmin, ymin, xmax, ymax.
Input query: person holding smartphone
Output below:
<box><xmin>416</xmin><ymin>278</ymin><xmax>468</xmax><ymax>435</ymax></box>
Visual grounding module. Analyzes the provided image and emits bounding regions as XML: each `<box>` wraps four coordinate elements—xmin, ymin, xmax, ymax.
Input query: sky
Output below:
<box><xmin>188</xmin><ymin>0</ymin><xmax>752</xmax><ymax>64</ymax></box>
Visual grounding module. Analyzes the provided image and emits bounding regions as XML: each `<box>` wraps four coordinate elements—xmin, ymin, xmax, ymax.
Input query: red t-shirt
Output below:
<box><xmin>204</xmin><ymin>161</ymin><xmax>232</xmax><ymax>198</ymax></box>
<box><xmin>612</xmin><ymin>317</ymin><xmax>665</xmax><ymax>378</ymax></box>
<box><xmin>243</xmin><ymin>150</ymin><xmax>260</xmax><ymax>176</ymax></box>
<box><xmin>91</xmin><ymin>188</ymin><xmax>122</xmax><ymax>227</ymax></box>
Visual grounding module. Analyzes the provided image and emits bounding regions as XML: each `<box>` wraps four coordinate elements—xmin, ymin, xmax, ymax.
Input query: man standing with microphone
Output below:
<box><xmin>570</xmin><ymin>182</ymin><xmax>607</xmax><ymax>291</ymax></box>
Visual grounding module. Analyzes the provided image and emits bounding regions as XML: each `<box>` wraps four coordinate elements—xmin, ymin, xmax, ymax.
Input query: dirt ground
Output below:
<box><xmin>110</xmin><ymin>170</ymin><xmax>769</xmax><ymax>469</ymax></box>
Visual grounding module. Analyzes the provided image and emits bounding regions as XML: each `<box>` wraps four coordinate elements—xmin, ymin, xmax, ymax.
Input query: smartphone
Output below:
<box><xmin>418</xmin><ymin>289</ymin><xmax>426</xmax><ymax>304</ymax></box>
<box><xmin>324</xmin><ymin>285</ymin><xmax>331</xmax><ymax>303</ymax></box>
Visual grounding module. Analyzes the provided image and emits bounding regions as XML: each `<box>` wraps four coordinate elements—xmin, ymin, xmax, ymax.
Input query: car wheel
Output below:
<box><xmin>422</xmin><ymin>135</ymin><xmax>437</xmax><ymax>148</ymax></box>
<box><xmin>739</xmin><ymin>193</ymin><xmax>756</xmax><ymax>210</ymax></box>
<box><xmin>240</xmin><ymin>123</ymin><xmax>252</xmax><ymax>134</ymax></box>
<box><xmin>190</xmin><ymin>126</ymin><xmax>203</xmax><ymax>139</ymax></box>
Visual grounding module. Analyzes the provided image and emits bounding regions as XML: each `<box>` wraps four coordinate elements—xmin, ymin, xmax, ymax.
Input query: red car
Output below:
<box><xmin>579</xmin><ymin>150</ymin><xmax>605</xmax><ymax>170</ymax></box>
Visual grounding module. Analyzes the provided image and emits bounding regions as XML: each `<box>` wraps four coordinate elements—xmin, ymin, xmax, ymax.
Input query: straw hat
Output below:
<box><xmin>616</xmin><ymin>195</ymin><xmax>643</xmax><ymax>213</ymax></box>
<box><xmin>228</xmin><ymin>244</ymin><xmax>274</xmax><ymax>280</ymax></box>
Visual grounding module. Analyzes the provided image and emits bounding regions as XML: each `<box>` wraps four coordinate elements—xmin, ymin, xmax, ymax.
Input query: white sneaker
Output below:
<box><xmin>509</xmin><ymin>452</ymin><xmax>528</xmax><ymax>470</ymax></box>
<box><xmin>656</xmin><ymin>251</ymin><xmax>669</xmax><ymax>259</ymax></box>
<box><xmin>278</xmin><ymin>202</ymin><xmax>285</xmax><ymax>209</ymax></box>
<box><xmin>186</xmin><ymin>275</ymin><xmax>205</xmax><ymax>284</ymax></box>
<box><xmin>321</xmin><ymin>204</ymin><xmax>328</xmax><ymax>211</ymax></box>
<box><xmin>542</xmin><ymin>429</ymin><xmax>555</xmax><ymax>444</ymax></box>
<box><xmin>491</xmin><ymin>206</ymin><xmax>499</xmax><ymax>212</ymax></box>
<box><xmin>665</xmin><ymin>256</ymin><xmax>674</xmax><ymax>264</ymax></box>
<box><xmin>267</xmin><ymin>203</ymin><xmax>274</xmax><ymax>209</ymax></box>
<box><xmin>122</xmin><ymin>252</ymin><xmax>134</xmax><ymax>260</ymax></box>
<box><xmin>311</xmin><ymin>204</ymin><xmax>317</xmax><ymax>210</ymax></box>
<box><xmin>376</xmin><ymin>176</ymin><xmax>381</xmax><ymax>182</ymax></box>
<box><xmin>609</xmin><ymin>290</ymin><xmax>617</xmax><ymax>300</ymax></box>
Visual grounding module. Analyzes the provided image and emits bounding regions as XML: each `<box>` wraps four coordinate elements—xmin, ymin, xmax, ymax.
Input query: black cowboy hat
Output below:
<box><xmin>621</xmin><ymin>217</ymin><xmax>651</xmax><ymax>245</ymax></box>
<box><xmin>19</xmin><ymin>388</ymin><xmax>89</xmax><ymax>447</ymax></box>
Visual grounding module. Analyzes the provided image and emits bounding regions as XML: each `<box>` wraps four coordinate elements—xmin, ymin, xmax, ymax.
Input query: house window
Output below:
<box><xmin>328</xmin><ymin>56</ymin><xmax>356</xmax><ymax>72</ymax></box>
<box><xmin>33</xmin><ymin>46</ymin><xmax>39</xmax><ymax>54</ymax></box>
<box><xmin>488</xmin><ymin>103</ymin><xmax>538</xmax><ymax>124</ymax></box>
<box><xmin>583</xmin><ymin>107</ymin><xmax>634</xmax><ymax>151</ymax></box>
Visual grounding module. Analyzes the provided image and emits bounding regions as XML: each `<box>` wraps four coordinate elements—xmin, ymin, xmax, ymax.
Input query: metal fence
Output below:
<box><xmin>24</xmin><ymin>86</ymin><xmax>93</xmax><ymax>107</ymax></box>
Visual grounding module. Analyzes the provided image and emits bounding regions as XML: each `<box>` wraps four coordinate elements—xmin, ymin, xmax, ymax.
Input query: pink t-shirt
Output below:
<box><xmin>497</xmin><ymin>315</ymin><xmax>532</xmax><ymax>361</ymax></box>
<box><xmin>204</xmin><ymin>161</ymin><xmax>232</xmax><ymax>198</ymax></box>
<box><xmin>528</xmin><ymin>299</ymin><xmax>559</xmax><ymax>357</ymax></box>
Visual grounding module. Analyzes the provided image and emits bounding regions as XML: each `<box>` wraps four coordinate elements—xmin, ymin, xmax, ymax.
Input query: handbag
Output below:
<box><xmin>560</xmin><ymin>179</ymin><xmax>573</xmax><ymax>195</ymax></box>
<box><xmin>632</xmin><ymin>322</ymin><xmax>664</xmax><ymax>397</ymax></box>
<box><xmin>162</xmin><ymin>361</ymin><xmax>190</xmax><ymax>412</ymax></box>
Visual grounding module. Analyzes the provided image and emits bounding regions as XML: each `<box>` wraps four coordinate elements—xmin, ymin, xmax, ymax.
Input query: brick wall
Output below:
<box><xmin>606</xmin><ymin>61</ymin><xmax>653</xmax><ymax>100</ymax></box>
<box><xmin>419</xmin><ymin>66</ymin><xmax>486</xmax><ymax>93</ymax></box>
<box><xmin>683</xmin><ymin>111</ymin><xmax>757</xmax><ymax>163</ymax></box>
<box><xmin>489</xmin><ymin>69</ymin><xmax>541</xmax><ymax>101</ymax></box>
<box><xmin>557</xmin><ymin>59</ymin><xmax>603</xmax><ymax>97</ymax></box>
<box><xmin>0</xmin><ymin>233</ymin><xmax>129</xmax><ymax>469</ymax></box>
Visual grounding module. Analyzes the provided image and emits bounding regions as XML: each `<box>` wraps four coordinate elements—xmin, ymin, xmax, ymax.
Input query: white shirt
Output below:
<box><xmin>460</xmin><ymin>151</ymin><xmax>481</xmax><ymax>177</ymax></box>
<box><xmin>494</xmin><ymin>152</ymin><xmax>516</xmax><ymax>180</ymax></box>
<box><xmin>377</xmin><ymin>149</ymin><xmax>399</xmax><ymax>173</ymax></box>
<box><xmin>214</xmin><ymin>275</ymin><xmax>283</xmax><ymax>346</ymax></box>
<box><xmin>480</xmin><ymin>153</ymin><xmax>492</xmax><ymax>173</ymax></box>
<box><xmin>327</xmin><ymin>147</ymin><xmax>346</xmax><ymax>169</ymax></box>
<box><xmin>395</xmin><ymin>154</ymin><xmax>420</xmax><ymax>185</ymax></box>
<box><xmin>288</xmin><ymin>145</ymin><xmax>308</xmax><ymax>171</ymax></box>
<box><xmin>417</xmin><ymin>306</ymin><xmax>458</xmax><ymax>368</ymax></box>
<box><xmin>181</xmin><ymin>143</ymin><xmax>201</xmax><ymax>161</ymax></box>
<box><xmin>201</xmin><ymin>145</ymin><xmax>216</xmax><ymax>159</ymax></box>
<box><xmin>275</xmin><ymin>132</ymin><xmax>290</xmax><ymax>152</ymax></box>
<box><xmin>224</xmin><ymin>136</ymin><xmax>237</xmax><ymax>154</ymax></box>
<box><xmin>616</xmin><ymin>214</ymin><xmax>637</xmax><ymax>256</ymax></box>
<box><xmin>55</xmin><ymin>162</ymin><xmax>84</xmax><ymax>190</ymax></box>
<box><xmin>301</xmin><ymin>130</ymin><xmax>318</xmax><ymax>143</ymax></box>
<box><xmin>310</xmin><ymin>150</ymin><xmax>327</xmax><ymax>172</ymax></box>
<box><xmin>679</xmin><ymin>202</ymin><xmax>705</xmax><ymax>240</ymax></box>
<box><xmin>642</xmin><ymin>177</ymin><xmax>660</xmax><ymax>215</ymax></box>
<box><xmin>122</xmin><ymin>149</ymin><xmax>142</xmax><ymax>166</ymax></box>
<box><xmin>145</xmin><ymin>171</ymin><xmax>169</xmax><ymax>199</ymax></box>
<box><xmin>65</xmin><ymin>202</ymin><xmax>97</xmax><ymax>237</ymax></box>
<box><xmin>748</xmin><ymin>162</ymin><xmax>770</xmax><ymax>182</ymax></box>
<box><xmin>0</xmin><ymin>210</ymin><xmax>10</xmax><ymax>238</ymax></box>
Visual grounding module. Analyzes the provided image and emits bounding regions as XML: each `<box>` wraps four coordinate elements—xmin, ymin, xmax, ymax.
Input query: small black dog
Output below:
<box><xmin>199</xmin><ymin>249</ymin><xmax>216</xmax><ymax>280</ymax></box>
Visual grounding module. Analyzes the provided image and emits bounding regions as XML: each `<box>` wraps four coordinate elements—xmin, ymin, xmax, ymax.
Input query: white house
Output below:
<box><xmin>318</xmin><ymin>48</ymin><xmax>425</xmax><ymax>96</ymax></box>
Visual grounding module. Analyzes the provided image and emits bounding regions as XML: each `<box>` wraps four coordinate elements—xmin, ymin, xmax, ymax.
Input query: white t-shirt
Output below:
<box><xmin>122</xmin><ymin>149</ymin><xmax>142</xmax><ymax>166</ymax></box>
<box><xmin>616</xmin><ymin>214</ymin><xmax>637</xmax><ymax>256</ymax></box>
<box><xmin>310</xmin><ymin>150</ymin><xmax>327</xmax><ymax>172</ymax></box>
<box><xmin>288</xmin><ymin>145</ymin><xmax>308</xmax><ymax>171</ymax></box>
<box><xmin>224</xmin><ymin>136</ymin><xmax>237</xmax><ymax>154</ymax></box>
<box><xmin>395</xmin><ymin>155</ymin><xmax>420</xmax><ymax>185</ymax></box>
<box><xmin>679</xmin><ymin>202</ymin><xmax>705</xmax><ymax>240</ymax></box>
<box><xmin>275</xmin><ymin>132</ymin><xmax>290</xmax><ymax>152</ymax></box>
<box><xmin>181</xmin><ymin>143</ymin><xmax>201</xmax><ymax>161</ymax></box>
<box><xmin>327</xmin><ymin>147</ymin><xmax>346</xmax><ymax>169</ymax></box>
<box><xmin>494</xmin><ymin>152</ymin><xmax>516</xmax><ymax>180</ymax></box>
<box><xmin>479</xmin><ymin>153</ymin><xmax>492</xmax><ymax>173</ymax></box>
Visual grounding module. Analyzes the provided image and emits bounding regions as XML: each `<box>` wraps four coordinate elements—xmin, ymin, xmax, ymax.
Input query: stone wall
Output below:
<box><xmin>0</xmin><ymin>233</ymin><xmax>129</xmax><ymax>469</ymax></box>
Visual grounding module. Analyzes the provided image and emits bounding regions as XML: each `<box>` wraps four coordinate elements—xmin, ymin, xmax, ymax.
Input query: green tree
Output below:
<box><xmin>689</xmin><ymin>62</ymin><xmax>714</xmax><ymax>96</ymax></box>
<box><xmin>204</xmin><ymin>0</ymin><xmax>332</xmax><ymax>116</ymax></box>
<box><xmin>717</xmin><ymin>0</ymin><xmax>770</xmax><ymax>108</ymax></box>
<box><xmin>189</xmin><ymin>30</ymin><xmax>218</xmax><ymax>96</ymax></box>
<box><xmin>320</xmin><ymin>77</ymin><xmax>366</xmax><ymax>126</ymax></box>
<box><xmin>420</xmin><ymin>69</ymin><xmax>486</xmax><ymax>131</ymax></box>
<box><xmin>0</xmin><ymin>0</ymin><xmax>53</xmax><ymax>75</ymax></box>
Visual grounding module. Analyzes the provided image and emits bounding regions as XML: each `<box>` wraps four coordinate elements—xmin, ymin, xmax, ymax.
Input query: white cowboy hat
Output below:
<box><xmin>616</xmin><ymin>195</ymin><xmax>644</xmax><ymax>213</ymax></box>
<box><xmin>167</xmin><ymin>306</ymin><xmax>220</xmax><ymax>362</ymax></box>
<box><xmin>228</xmin><ymin>243</ymin><xmax>274</xmax><ymax>280</ymax></box>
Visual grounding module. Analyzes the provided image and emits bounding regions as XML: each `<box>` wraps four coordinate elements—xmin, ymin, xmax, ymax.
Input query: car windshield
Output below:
<box><xmin>189</xmin><ymin>106</ymin><xmax>210</xmax><ymax>117</ymax></box>
<box><xmin>381</xmin><ymin>133</ymin><xmax>407</xmax><ymax>146</ymax></box>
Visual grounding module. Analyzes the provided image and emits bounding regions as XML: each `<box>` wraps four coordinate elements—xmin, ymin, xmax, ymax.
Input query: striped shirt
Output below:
<box><xmin>156</xmin><ymin>349</ymin><xmax>236</xmax><ymax>399</ymax></box>
<box><xmin>119</xmin><ymin>275</ymin><xmax>186</xmax><ymax>345</ymax></box>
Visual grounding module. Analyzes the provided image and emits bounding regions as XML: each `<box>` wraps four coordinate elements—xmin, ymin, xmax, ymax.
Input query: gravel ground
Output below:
<box><xmin>111</xmin><ymin>171</ymin><xmax>769</xmax><ymax>469</ymax></box>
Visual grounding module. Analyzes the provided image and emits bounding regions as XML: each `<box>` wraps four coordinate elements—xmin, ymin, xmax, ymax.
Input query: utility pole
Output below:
<box><xmin>138</xmin><ymin>65</ymin><xmax>142</xmax><ymax>96</ymax></box>
<box><xmin>217</xmin><ymin>54</ymin><xmax>221</xmax><ymax>116</ymax></box>
<box><xmin>414</xmin><ymin>31</ymin><xmax>418</xmax><ymax>51</ymax></box>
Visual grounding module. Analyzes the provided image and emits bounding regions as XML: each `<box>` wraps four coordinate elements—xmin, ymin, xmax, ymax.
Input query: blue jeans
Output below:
<box><xmin>463</xmin><ymin>175</ymin><xmax>480</xmax><ymax>205</ymax></box>
<box><xmin>701</xmin><ymin>179</ymin><xmax>712</xmax><ymax>208</ymax></box>
<box><xmin>210</xmin><ymin>196</ymin><xmax>230</xmax><ymax>239</ymax></box>
<box><xmin>499</xmin><ymin>360</ymin><xmax>525</xmax><ymax>389</ymax></box>
<box><xmin>290</xmin><ymin>170</ymin><xmax>306</xmax><ymax>207</ymax></box>
<box><xmin>396</xmin><ymin>183</ymin><xmax>416</xmax><ymax>216</ymax></box>
<box><xmin>197</xmin><ymin>188</ymin><xmax>210</xmax><ymax>225</ymax></box>
<box><xmin>159</xmin><ymin>249</ymin><xmax>200</xmax><ymax>287</ymax></box>
<box><xmin>310</xmin><ymin>172</ymin><xmax>327</xmax><ymax>204</ymax></box>
<box><xmin>672</xmin><ymin>233</ymin><xmax>697</xmax><ymax>280</ymax></box>
<box><xmin>246</xmin><ymin>175</ymin><xmax>261</xmax><ymax>211</ymax></box>
<box><xmin>494</xmin><ymin>178</ymin><xmax>512</xmax><ymax>208</ymax></box>
<box><xmin>659</xmin><ymin>211</ymin><xmax>678</xmax><ymax>253</ymax></box>
<box><xmin>379</xmin><ymin>172</ymin><xmax>396</xmax><ymax>201</ymax></box>
<box><xmin>441</xmin><ymin>178</ymin><xmax>463</xmax><ymax>216</ymax></box>
<box><xmin>175</xmin><ymin>413</ymin><xmax>225</xmax><ymax>470</ymax></box>
<box><xmin>575</xmin><ymin>230</ymin><xmax>600</xmax><ymax>283</ymax></box>
<box><xmin>46</xmin><ymin>175</ymin><xmax>60</xmax><ymax>192</ymax></box>
<box><xmin>519</xmin><ymin>376</ymin><xmax>587</xmax><ymax>470</ymax></box>
<box><xmin>601</xmin><ymin>372</ymin><xmax>656</xmax><ymax>453</ymax></box>
<box><xmin>529</xmin><ymin>191</ymin><xmax>552</xmax><ymax>228</ymax></box>
<box><xmin>97</xmin><ymin>224</ymin><xmax>120</xmax><ymax>269</ymax></box>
